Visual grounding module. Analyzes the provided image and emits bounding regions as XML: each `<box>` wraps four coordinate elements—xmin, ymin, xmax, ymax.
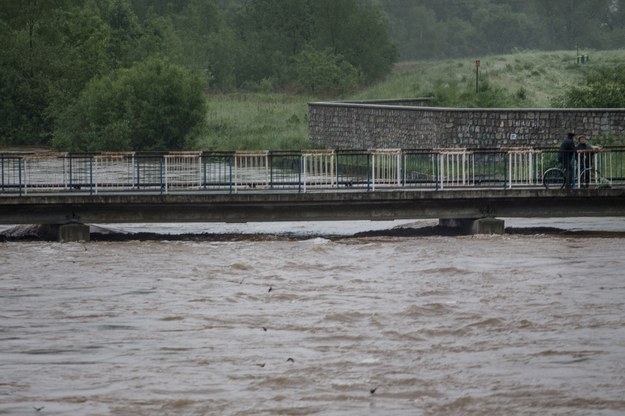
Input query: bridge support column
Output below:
<box><xmin>439</xmin><ymin>218</ymin><xmax>504</xmax><ymax>235</ymax></box>
<box><xmin>58</xmin><ymin>223</ymin><xmax>90</xmax><ymax>242</ymax></box>
<box><xmin>39</xmin><ymin>223</ymin><xmax>91</xmax><ymax>242</ymax></box>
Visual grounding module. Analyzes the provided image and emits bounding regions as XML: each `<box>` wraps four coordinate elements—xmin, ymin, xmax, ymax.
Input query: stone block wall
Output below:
<box><xmin>308</xmin><ymin>101</ymin><xmax>625</xmax><ymax>149</ymax></box>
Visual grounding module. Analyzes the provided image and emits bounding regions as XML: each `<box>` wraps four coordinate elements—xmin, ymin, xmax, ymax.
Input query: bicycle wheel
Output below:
<box><xmin>542</xmin><ymin>167</ymin><xmax>566</xmax><ymax>189</ymax></box>
<box><xmin>580</xmin><ymin>167</ymin><xmax>600</xmax><ymax>187</ymax></box>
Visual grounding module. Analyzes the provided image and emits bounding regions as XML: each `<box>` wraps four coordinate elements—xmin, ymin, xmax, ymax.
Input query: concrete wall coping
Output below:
<box><xmin>309</xmin><ymin>101</ymin><xmax>625</xmax><ymax>113</ymax></box>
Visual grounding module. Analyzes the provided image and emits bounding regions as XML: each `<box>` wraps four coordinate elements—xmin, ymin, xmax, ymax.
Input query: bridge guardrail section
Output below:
<box><xmin>2</xmin><ymin>147</ymin><xmax>625</xmax><ymax>195</ymax></box>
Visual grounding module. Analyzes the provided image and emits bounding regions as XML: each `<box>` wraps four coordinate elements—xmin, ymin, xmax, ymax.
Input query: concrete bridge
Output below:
<box><xmin>2</xmin><ymin>188</ymin><xmax>625</xmax><ymax>241</ymax></box>
<box><xmin>2</xmin><ymin>148</ymin><xmax>625</xmax><ymax>241</ymax></box>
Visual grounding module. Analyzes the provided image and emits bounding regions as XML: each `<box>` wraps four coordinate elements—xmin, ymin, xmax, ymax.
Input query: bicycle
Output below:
<box><xmin>542</xmin><ymin>164</ymin><xmax>603</xmax><ymax>189</ymax></box>
<box><xmin>578</xmin><ymin>165</ymin><xmax>606</xmax><ymax>188</ymax></box>
<box><xmin>542</xmin><ymin>165</ymin><xmax>568</xmax><ymax>189</ymax></box>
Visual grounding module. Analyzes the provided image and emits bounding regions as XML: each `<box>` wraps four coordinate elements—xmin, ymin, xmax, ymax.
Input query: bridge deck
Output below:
<box><xmin>2</xmin><ymin>188</ymin><xmax>624</xmax><ymax>224</ymax></box>
<box><xmin>2</xmin><ymin>148</ymin><xmax>625</xmax><ymax>225</ymax></box>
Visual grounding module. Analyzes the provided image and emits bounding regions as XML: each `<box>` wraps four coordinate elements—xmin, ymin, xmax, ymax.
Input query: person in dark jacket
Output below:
<box><xmin>558</xmin><ymin>132</ymin><xmax>576</xmax><ymax>188</ymax></box>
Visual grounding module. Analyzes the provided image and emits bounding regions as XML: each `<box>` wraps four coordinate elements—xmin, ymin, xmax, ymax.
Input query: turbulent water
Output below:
<box><xmin>2</xmin><ymin>219</ymin><xmax>625</xmax><ymax>415</ymax></box>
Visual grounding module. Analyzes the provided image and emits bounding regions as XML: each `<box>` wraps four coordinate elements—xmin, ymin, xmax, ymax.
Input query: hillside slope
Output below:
<box><xmin>352</xmin><ymin>49</ymin><xmax>625</xmax><ymax>108</ymax></box>
<box><xmin>197</xmin><ymin>50</ymin><xmax>625</xmax><ymax>150</ymax></box>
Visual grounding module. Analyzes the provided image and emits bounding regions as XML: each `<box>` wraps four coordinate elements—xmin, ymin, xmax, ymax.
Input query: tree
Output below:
<box><xmin>390</xmin><ymin>5</ymin><xmax>445</xmax><ymax>60</ymax></box>
<box><xmin>311</xmin><ymin>0</ymin><xmax>396</xmax><ymax>82</ymax></box>
<box><xmin>471</xmin><ymin>3</ymin><xmax>536</xmax><ymax>54</ymax></box>
<box><xmin>294</xmin><ymin>46</ymin><xmax>360</xmax><ymax>95</ymax></box>
<box><xmin>43</xmin><ymin>7</ymin><xmax>111</xmax><ymax>114</ymax></box>
<box><xmin>174</xmin><ymin>0</ymin><xmax>238</xmax><ymax>89</ymax></box>
<box><xmin>378</xmin><ymin>0</ymin><xmax>625</xmax><ymax>60</ymax></box>
<box><xmin>53</xmin><ymin>56</ymin><xmax>208</xmax><ymax>151</ymax></box>
<box><xmin>229</xmin><ymin>0</ymin><xmax>395</xmax><ymax>89</ymax></box>
<box><xmin>0</xmin><ymin>0</ymin><xmax>99</xmax><ymax>146</ymax></box>
<box><xmin>103</xmin><ymin>0</ymin><xmax>142</xmax><ymax>67</ymax></box>
<box><xmin>553</xmin><ymin>64</ymin><xmax>625</xmax><ymax>108</ymax></box>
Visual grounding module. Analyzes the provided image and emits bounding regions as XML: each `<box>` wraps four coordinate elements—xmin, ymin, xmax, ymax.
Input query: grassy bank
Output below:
<box><xmin>193</xmin><ymin>93</ymin><xmax>313</xmax><ymax>151</ymax></box>
<box><xmin>196</xmin><ymin>49</ymin><xmax>625</xmax><ymax>150</ymax></box>
<box><xmin>355</xmin><ymin>49</ymin><xmax>625</xmax><ymax>107</ymax></box>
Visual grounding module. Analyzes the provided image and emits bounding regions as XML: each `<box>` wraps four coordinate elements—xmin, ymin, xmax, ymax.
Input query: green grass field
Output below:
<box><xmin>195</xmin><ymin>49</ymin><xmax>625</xmax><ymax>150</ymax></box>
<box><xmin>194</xmin><ymin>93</ymin><xmax>312</xmax><ymax>151</ymax></box>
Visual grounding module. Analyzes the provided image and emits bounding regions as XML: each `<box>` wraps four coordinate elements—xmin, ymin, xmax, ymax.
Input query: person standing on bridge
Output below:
<box><xmin>558</xmin><ymin>132</ymin><xmax>576</xmax><ymax>188</ymax></box>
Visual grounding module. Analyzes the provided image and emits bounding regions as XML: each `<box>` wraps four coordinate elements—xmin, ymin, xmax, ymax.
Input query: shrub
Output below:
<box><xmin>53</xmin><ymin>56</ymin><xmax>207</xmax><ymax>151</ymax></box>
<box><xmin>293</xmin><ymin>46</ymin><xmax>360</xmax><ymax>95</ymax></box>
<box><xmin>553</xmin><ymin>64</ymin><xmax>625</xmax><ymax>108</ymax></box>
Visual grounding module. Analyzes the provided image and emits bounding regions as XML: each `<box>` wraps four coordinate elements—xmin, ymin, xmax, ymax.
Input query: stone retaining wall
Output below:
<box><xmin>308</xmin><ymin>101</ymin><xmax>625</xmax><ymax>149</ymax></box>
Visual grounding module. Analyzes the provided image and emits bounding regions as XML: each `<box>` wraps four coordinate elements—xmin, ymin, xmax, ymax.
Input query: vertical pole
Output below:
<box><xmin>229</xmin><ymin>156</ymin><xmax>233</xmax><ymax>194</ymax></box>
<box><xmin>160</xmin><ymin>157</ymin><xmax>165</xmax><ymax>194</ymax></box>
<box><xmin>435</xmin><ymin>153</ymin><xmax>439</xmax><ymax>191</ymax></box>
<box><xmin>367</xmin><ymin>153</ymin><xmax>371</xmax><ymax>192</ymax></box>
<box><xmin>371</xmin><ymin>153</ymin><xmax>375</xmax><ymax>191</ymax></box>
<box><xmin>89</xmin><ymin>157</ymin><xmax>93</xmax><ymax>195</ymax></box>
<box><xmin>507</xmin><ymin>153</ymin><xmax>512</xmax><ymax>189</ymax></box>
<box><xmin>136</xmin><ymin>158</ymin><xmax>140</xmax><ymax>190</ymax></box>
<box><xmin>94</xmin><ymin>156</ymin><xmax>98</xmax><ymax>194</ymax></box>
<box><xmin>19</xmin><ymin>158</ymin><xmax>23</xmax><ymax>196</ymax></box>
<box><xmin>298</xmin><ymin>155</ymin><xmax>302</xmax><ymax>193</ymax></box>
<box><xmin>202</xmin><ymin>155</ymin><xmax>206</xmax><ymax>190</ymax></box>
<box><xmin>336</xmin><ymin>153</ymin><xmax>340</xmax><ymax>189</ymax></box>
<box><xmin>475</xmin><ymin>59</ymin><xmax>480</xmax><ymax>93</ymax></box>
<box><xmin>529</xmin><ymin>151</ymin><xmax>534</xmax><ymax>186</ymax></box>
<box><xmin>397</xmin><ymin>153</ymin><xmax>402</xmax><ymax>186</ymax></box>
<box><xmin>233</xmin><ymin>154</ymin><xmax>237</xmax><ymax>193</ymax></box>
<box><xmin>331</xmin><ymin>153</ymin><xmax>336</xmax><ymax>188</ymax></box>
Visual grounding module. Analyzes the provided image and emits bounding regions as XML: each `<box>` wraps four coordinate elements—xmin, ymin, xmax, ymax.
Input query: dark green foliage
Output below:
<box><xmin>553</xmin><ymin>65</ymin><xmax>625</xmax><ymax>108</ymax></box>
<box><xmin>230</xmin><ymin>0</ymin><xmax>396</xmax><ymax>91</ymax></box>
<box><xmin>3</xmin><ymin>0</ymin><xmax>625</xmax><ymax>150</ymax></box>
<box><xmin>381</xmin><ymin>0</ymin><xmax>625</xmax><ymax>60</ymax></box>
<box><xmin>1</xmin><ymin>0</ymin><xmax>395</xmax><ymax>149</ymax></box>
<box><xmin>53</xmin><ymin>57</ymin><xmax>207</xmax><ymax>151</ymax></box>
<box><xmin>173</xmin><ymin>0</ymin><xmax>237</xmax><ymax>89</ymax></box>
<box><xmin>426</xmin><ymin>77</ymin><xmax>517</xmax><ymax>109</ymax></box>
<box><xmin>293</xmin><ymin>46</ymin><xmax>360</xmax><ymax>95</ymax></box>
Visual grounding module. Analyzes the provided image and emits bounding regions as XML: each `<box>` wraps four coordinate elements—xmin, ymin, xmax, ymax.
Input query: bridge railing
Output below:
<box><xmin>3</xmin><ymin>147</ymin><xmax>625</xmax><ymax>195</ymax></box>
<box><xmin>23</xmin><ymin>153</ymin><xmax>73</xmax><ymax>194</ymax></box>
<box><xmin>93</xmin><ymin>152</ymin><xmax>135</xmax><ymax>193</ymax></box>
<box><xmin>302</xmin><ymin>150</ymin><xmax>336</xmax><ymax>191</ymax></box>
<box><xmin>505</xmin><ymin>147</ymin><xmax>540</xmax><ymax>188</ymax></box>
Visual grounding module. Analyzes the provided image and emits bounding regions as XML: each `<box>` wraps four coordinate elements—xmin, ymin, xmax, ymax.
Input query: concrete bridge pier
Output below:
<box><xmin>439</xmin><ymin>218</ymin><xmax>505</xmax><ymax>235</ymax></box>
<box><xmin>40</xmin><ymin>223</ymin><xmax>91</xmax><ymax>242</ymax></box>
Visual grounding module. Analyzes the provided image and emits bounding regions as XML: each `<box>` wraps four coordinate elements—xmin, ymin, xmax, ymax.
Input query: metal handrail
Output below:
<box><xmin>2</xmin><ymin>147</ymin><xmax>625</xmax><ymax>195</ymax></box>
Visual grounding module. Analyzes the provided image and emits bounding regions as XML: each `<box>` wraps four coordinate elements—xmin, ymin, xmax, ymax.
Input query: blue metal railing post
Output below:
<box><xmin>367</xmin><ymin>153</ymin><xmax>371</xmax><ymax>192</ymax></box>
<box><xmin>401</xmin><ymin>153</ymin><xmax>405</xmax><ymax>187</ymax></box>
<box><xmin>504</xmin><ymin>153</ymin><xmax>509</xmax><ymax>190</ymax></box>
<box><xmin>202</xmin><ymin>155</ymin><xmax>206</xmax><ymax>190</ymax></box>
<box><xmin>298</xmin><ymin>155</ymin><xmax>302</xmax><ymax>193</ymax></box>
<box><xmin>136</xmin><ymin>158</ymin><xmax>140</xmax><ymax>190</ymax></box>
<box><xmin>336</xmin><ymin>153</ymin><xmax>340</xmax><ymax>187</ymax></box>
<box><xmin>68</xmin><ymin>154</ymin><xmax>73</xmax><ymax>190</ymax></box>
<box><xmin>435</xmin><ymin>153</ymin><xmax>440</xmax><ymax>191</ymax></box>
<box><xmin>229</xmin><ymin>156</ymin><xmax>233</xmax><ymax>194</ymax></box>
<box><xmin>269</xmin><ymin>152</ymin><xmax>274</xmax><ymax>189</ymax></box>
<box><xmin>160</xmin><ymin>157</ymin><xmax>164</xmax><ymax>194</ymax></box>
<box><xmin>18</xmin><ymin>158</ymin><xmax>23</xmax><ymax>196</ymax></box>
<box><xmin>89</xmin><ymin>157</ymin><xmax>94</xmax><ymax>195</ymax></box>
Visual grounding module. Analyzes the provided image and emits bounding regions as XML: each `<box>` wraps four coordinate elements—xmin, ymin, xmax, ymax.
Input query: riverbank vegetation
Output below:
<box><xmin>2</xmin><ymin>0</ymin><xmax>625</xmax><ymax>151</ymax></box>
<box><xmin>195</xmin><ymin>50</ymin><xmax>625</xmax><ymax>150</ymax></box>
